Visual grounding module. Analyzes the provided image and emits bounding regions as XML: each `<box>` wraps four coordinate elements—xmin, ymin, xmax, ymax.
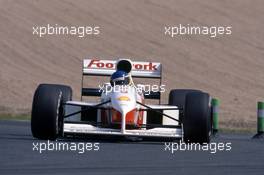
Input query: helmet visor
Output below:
<box><xmin>111</xmin><ymin>76</ymin><xmax>130</xmax><ymax>86</ymax></box>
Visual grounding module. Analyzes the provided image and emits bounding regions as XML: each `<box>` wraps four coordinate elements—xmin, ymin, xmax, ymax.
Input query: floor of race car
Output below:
<box><xmin>0</xmin><ymin>120</ymin><xmax>264</xmax><ymax>175</ymax></box>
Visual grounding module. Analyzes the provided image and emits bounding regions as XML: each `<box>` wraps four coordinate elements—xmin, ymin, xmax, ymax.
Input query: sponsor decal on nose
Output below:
<box><xmin>117</xmin><ymin>96</ymin><xmax>130</xmax><ymax>101</ymax></box>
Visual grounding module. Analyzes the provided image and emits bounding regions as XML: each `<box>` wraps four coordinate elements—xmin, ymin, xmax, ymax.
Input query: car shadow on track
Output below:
<box><xmin>59</xmin><ymin>135</ymin><xmax>181</xmax><ymax>145</ymax></box>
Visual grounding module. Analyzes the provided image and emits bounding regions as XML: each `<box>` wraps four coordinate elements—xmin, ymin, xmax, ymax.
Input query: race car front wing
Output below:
<box><xmin>63</xmin><ymin>100</ymin><xmax>183</xmax><ymax>139</ymax></box>
<box><xmin>63</xmin><ymin>123</ymin><xmax>182</xmax><ymax>139</ymax></box>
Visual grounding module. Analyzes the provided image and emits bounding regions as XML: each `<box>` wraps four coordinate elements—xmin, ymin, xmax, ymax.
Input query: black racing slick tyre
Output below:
<box><xmin>168</xmin><ymin>89</ymin><xmax>202</xmax><ymax>109</ymax></box>
<box><xmin>168</xmin><ymin>89</ymin><xmax>202</xmax><ymax>122</ymax></box>
<box><xmin>183</xmin><ymin>92</ymin><xmax>211</xmax><ymax>143</ymax></box>
<box><xmin>31</xmin><ymin>84</ymin><xmax>72</xmax><ymax>140</ymax></box>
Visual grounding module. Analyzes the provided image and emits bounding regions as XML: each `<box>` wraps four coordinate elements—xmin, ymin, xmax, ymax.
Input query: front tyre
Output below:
<box><xmin>183</xmin><ymin>92</ymin><xmax>211</xmax><ymax>143</ymax></box>
<box><xmin>168</xmin><ymin>89</ymin><xmax>202</xmax><ymax>123</ymax></box>
<box><xmin>31</xmin><ymin>84</ymin><xmax>72</xmax><ymax>140</ymax></box>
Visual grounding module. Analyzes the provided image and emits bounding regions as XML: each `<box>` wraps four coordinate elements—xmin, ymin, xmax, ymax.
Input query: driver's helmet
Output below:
<box><xmin>110</xmin><ymin>70</ymin><xmax>130</xmax><ymax>86</ymax></box>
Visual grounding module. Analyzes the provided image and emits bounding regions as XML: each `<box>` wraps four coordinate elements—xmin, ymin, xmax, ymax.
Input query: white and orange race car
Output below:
<box><xmin>31</xmin><ymin>59</ymin><xmax>213</xmax><ymax>143</ymax></box>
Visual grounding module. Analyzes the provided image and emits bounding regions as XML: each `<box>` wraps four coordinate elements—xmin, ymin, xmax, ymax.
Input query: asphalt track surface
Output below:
<box><xmin>0</xmin><ymin>120</ymin><xmax>264</xmax><ymax>175</ymax></box>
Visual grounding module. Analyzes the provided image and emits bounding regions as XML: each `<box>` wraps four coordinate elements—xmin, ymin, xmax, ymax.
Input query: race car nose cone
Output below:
<box><xmin>110</xmin><ymin>87</ymin><xmax>136</xmax><ymax>116</ymax></box>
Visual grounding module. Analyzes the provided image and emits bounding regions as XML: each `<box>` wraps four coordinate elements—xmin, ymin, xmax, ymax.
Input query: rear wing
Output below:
<box><xmin>83</xmin><ymin>59</ymin><xmax>162</xmax><ymax>78</ymax></box>
<box><xmin>81</xmin><ymin>59</ymin><xmax>162</xmax><ymax>101</ymax></box>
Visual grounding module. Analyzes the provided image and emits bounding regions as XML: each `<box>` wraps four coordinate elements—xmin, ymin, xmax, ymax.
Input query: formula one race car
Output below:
<box><xmin>31</xmin><ymin>59</ymin><xmax>213</xmax><ymax>143</ymax></box>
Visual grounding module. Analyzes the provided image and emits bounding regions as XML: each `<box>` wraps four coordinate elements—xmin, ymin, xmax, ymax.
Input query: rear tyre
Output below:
<box><xmin>183</xmin><ymin>92</ymin><xmax>211</xmax><ymax>143</ymax></box>
<box><xmin>31</xmin><ymin>84</ymin><xmax>72</xmax><ymax>140</ymax></box>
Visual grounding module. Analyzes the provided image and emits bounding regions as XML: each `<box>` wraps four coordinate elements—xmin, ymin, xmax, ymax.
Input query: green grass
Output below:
<box><xmin>0</xmin><ymin>114</ymin><xmax>30</xmax><ymax>120</ymax></box>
